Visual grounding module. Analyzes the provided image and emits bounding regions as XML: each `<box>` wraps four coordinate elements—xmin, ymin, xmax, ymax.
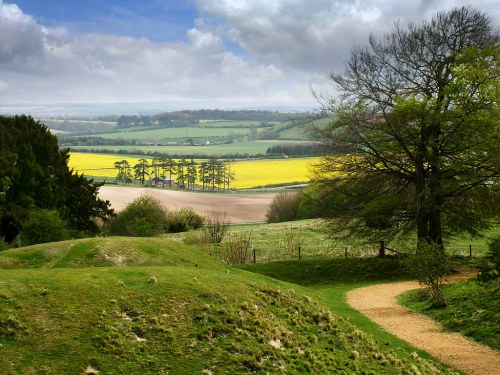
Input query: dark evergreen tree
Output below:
<box><xmin>0</xmin><ymin>115</ymin><xmax>113</xmax><ymax>242</ymax></box>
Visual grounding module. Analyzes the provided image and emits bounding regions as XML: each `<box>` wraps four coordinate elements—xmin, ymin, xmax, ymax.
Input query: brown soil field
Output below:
<box><xmin>99</xmin><ymin>186</ymin><xmax>277</xmax><ymax>223</ymax></box>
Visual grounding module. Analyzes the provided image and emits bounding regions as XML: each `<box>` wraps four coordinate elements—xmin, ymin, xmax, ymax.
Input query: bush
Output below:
<box><xmin>167</xmin><ymin>207</ymin><xmax>204</xmax><ymax>233</ymax></box>
<box><xmin>404</xmin><ymin>242</ymin><xmax>450</xmax><ymax>307</ymax></box>
<box><xmin>107</xmin><ymin>197</ymin><xmax>205</xmax><ymax>236</ymax></box>
<box><xmin>217</xmin><ymin>231</ymin><xmax>253</xmax><ymax>265</ymax></box>
<box><xmin>203</xmin><ymin>208</ymin><xmax>230</xmax><ymax>243</ymax></box>
<box><xmin>17</xmin><ymin>209</ymin><xmax>69</xmax><ymax>246</ymax></box>
<box><xmin>478</xmin><ymin>236</ymin><xmax>500</xmax><ymax>282</ymax></box>
<box><xmin>107</xmin><ymin>196</ymin><xmax>168</xmax><ymax>237</ymax></box>
<box><xmin>266</xmin><ymin>191</ymin><xmax>302</xmax><ymax>223</ymax></box>
<box><xmin>0</xmin><ymin>237</ymin><xmax>9</xmax><ymax>251</ymax></box>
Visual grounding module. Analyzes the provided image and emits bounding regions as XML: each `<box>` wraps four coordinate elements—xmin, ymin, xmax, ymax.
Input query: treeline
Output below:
<box><xmin>60</xmin><ymin>137</ymin><xmax>140</xmax><ymax>146</ymax></box>
<box><xmin>266</xmin><ymin>143</ymin><xmax>324</xmax><ymax>156</ymax></box>
<box><xmin>114</xmin><ymin>157</ymin><xmax>235</xmax><ymax>191</ymax></box>
<box><xmin>117</xmin><ymin>110</ymin><xmax>300</xmax><ymax>128</ymax></box>
<box><xmin>70</xmin><ymin>146</ymin><xmax>315</xmax><ymax>160</ymax></box>
<box><xmin>42</xmin><ymin>121</ymin><xmax>114</xmax><ymax>134</ymax></box>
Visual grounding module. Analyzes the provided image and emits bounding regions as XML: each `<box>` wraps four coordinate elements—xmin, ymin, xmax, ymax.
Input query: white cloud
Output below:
<box><xmin>192</xmin><ymin>0</ymin><xmax>500</xmax><ymax>73</ymax></box>
<box><xmin>0</xmin><ymin>1</ymin><xmax>287</xmax><ymax>104</ymax></box>
<box><xmin>1</xmin><ymin>0</ymin><xmax>499</xmax><ymax>107</ymax></box>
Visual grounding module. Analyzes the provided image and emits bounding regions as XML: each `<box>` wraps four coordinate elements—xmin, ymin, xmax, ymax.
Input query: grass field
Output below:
<box><xmin>172</xmin><ymin>219</ymin><xmax>498</xmax><ymax>264</ymax></box>
<box><xmin>197</xmin><ymin>120</ymin><xmax>274</xmax><ymax>128</ymax></box>
<box><xmin>68</xmin><ymin>152</ymin><xmax>317</xmax><ymax>188</ymax></box>
<box><xmin>69</xmin><ymin>140</ymin><xmax>304</xmax><ymax>156</ymax></box>
<box><xmin>0</xmin><ymin>237</ymin><xmax>460</xmax><ymax>374</ymax></box>
<box><xmin>84</xmin><ymin>126</ymin><xmax>250</xmax><ymax>140</ymax></box>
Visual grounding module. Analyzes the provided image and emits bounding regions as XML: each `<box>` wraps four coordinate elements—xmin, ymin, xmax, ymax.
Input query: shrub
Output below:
<box><xmin>217</xmin><ymin>231</ymin><xmax>253</xmax><ymax>265</ymax></box>
<box><xmin>404</xmin><ymin>242</ymin><xmax>450</xmax><ymax>307</ymax></box>
<box><xmin>107</xmin><ymin>195</ymin><xmax>168</xmax><ymax>237</ymax></box>
<box><xmin>266</xmin><ymin>191</ymin><xmax>302</xmax><ymax>223</ymax></box>
<box><xmin>478</xmin><ymin>236</ymin><xmax>500</xmax><ymax>282</ymax></box>
<box><xmin>203</xmin><ymin>208</ymin><xmax>230</xmax><ymax>243</ymax></box>
<box><xmin>17</xmin><ymin>209</ymin><xmax>69</xmax><ymax>246</ymax></box>
<box><xmin>167</xmin><ymin>207</ymin><xmax>204</xmax><ymax>233</ymax></box>
<box><xmin>0</xmin><ymin>237</ymin><xmax>9</xmax><ymax>251</ymax></box>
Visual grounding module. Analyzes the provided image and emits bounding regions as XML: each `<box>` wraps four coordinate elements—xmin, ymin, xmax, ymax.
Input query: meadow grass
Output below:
<box><xmin>85</xmin><ymin>126</ymin><xmax>250</xmax><ymax>140</ymax></box>
<box><xmin>0</xmin><ymin>237</ymin><xmax>223</xmax><ymax>270</ymax></box>
<box><xmin>69</xmin><ymin>140</ymin><xmax>311</xmax><ymax>156</ymax></box>
<box><xmin>197</xmin><ymin>120</ymin><xmax>275</xmax><ymax>128</ymax></box>
<box><xmin>236</xmin><ymin>256</ymin><xmax>463</xmax><ymax>366</ymax></box>
<box><xmin>175</xmin><ymin>219</ymin><xmax>499</xmax><ymax>263</ymax></box>
<box><xmin>444</xmin><ymin>227</ymin><xmax>500</xmax><ymax>257</ymax></box>
<box><xmin>0</xmin><ymin>237</ymin><xmax>460</xmax><ymax>374</ymax></box>
<box><xmin>399</xmin><ymin>278</ymin><xmax>500</xmax><ymax>352</ymax></box>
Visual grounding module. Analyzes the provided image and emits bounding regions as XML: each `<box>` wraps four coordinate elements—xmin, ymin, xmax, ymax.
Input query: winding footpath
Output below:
<box><xmin>347</xmin><ymin>271</ymin><xmax>500</xmax><ymax>375</ymax></box>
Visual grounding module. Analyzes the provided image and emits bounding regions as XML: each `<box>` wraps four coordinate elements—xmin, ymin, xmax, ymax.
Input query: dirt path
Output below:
<box><xmin>347</xmin><ymin>271</ymin><xmax>500</xmax><ymax>375</ymax></box>
<box><xmin>99</xmin><ymin>186</ymin><xmax>277</xmax><ymax>223</ymax></box>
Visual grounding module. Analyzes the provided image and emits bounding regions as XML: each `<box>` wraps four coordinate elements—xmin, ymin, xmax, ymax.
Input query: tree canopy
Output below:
<box><xmin>311</xmin><ymin>7</ymin><xmax>500</xmax><ymax>246</ymax></box>
<box><xmin>0</xmin><ymin>115</ymin><xmax>113</xmax><ymax>242</ymax></box>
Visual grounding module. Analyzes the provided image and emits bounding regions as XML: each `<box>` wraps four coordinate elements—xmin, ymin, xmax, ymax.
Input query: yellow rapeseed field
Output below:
<box><xmin>68</xmin><ymin>153</ymin><xmax>146</xmax><ymax>177</ymax></box>
<box><xmin>68</xmin><ymin>152</ymin><xmax>318</xmax><ymax>189</ymax></box>
<box><xmin>230</xmin><ymin>158</ymin><xmax>316</xmax><ymax>188</ymax></box>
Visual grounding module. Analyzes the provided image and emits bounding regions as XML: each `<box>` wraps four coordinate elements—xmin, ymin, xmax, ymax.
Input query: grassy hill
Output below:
<box><xmin>0</xmin><ymin>237</ymin><xmax>459</xmax><ymax>374</ymax></box>
<box><xmin>56</xmin><ymin>113</ymin><xmax>332</xmax><ymax>159</ymax></box>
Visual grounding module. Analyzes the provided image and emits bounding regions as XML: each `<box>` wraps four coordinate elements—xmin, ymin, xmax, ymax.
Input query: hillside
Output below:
<box><xmin>0</xmin><ymin>238</ymin><xmax>459</xmax><ymax>374</ymax></box>
<box><xmin>53</xmin><ymin>112</ymin><xmax>331</xmax><ymax>158</ymax></box>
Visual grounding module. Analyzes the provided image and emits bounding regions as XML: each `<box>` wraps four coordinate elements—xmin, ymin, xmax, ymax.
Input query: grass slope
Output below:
<box><xmin>0</xmin><ymin>238</ymin><xmax>460</xmax><ymax>374</ymax></box>
<box><xmin>0</xmin><ymin>237</ymin><xmax>223</xmax><ymax>270</ymax></box>
<box><xmin>399</xmin><ymin>278</ymin><xmax>500</xmax><ymax>352</ymax></box>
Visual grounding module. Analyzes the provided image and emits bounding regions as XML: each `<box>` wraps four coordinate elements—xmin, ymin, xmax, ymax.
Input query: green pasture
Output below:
<box><xmin>83</xmin><ymin>127</ymin><xmax>250</xmax><ymax>140</ymax></box>
<box><xmin>0</xmin><ymin>236</ymin><xmax>459</xmax><ymax>374</ymax></box>
<box><xmin>69</xmin><ymin>140</ymin><xmax>307</xmax><ymax>156</ymax></box>
<box><xmin>173</xmin><ymin>219</ymin><xmax>498</xmax><ymax>264</ymax></box>
<box><xmin>197</xmin><ymin>120</ymin><xmax>274</xmax><ymax>128</ymax></box>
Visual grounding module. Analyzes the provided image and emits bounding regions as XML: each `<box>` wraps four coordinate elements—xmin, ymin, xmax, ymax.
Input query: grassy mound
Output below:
<box><xmin>0</xmin><ymin>237</ymin><xmax>223</xmax><ymax>270</ymax></box>
<box><xmin>400</xmin><ymin>278</ymin><xmax>500</xmax><ymax>352</ymax></box>
<box><xmin>0</xmin><ymin>238</ymin><xmax>459</xmax><ymax>374</ymax></box>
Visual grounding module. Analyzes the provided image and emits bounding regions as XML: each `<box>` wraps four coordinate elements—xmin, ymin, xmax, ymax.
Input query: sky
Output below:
<box><xmin>0</xmin><ymin>0</ymin><xmax>499</xmax><ymax>112</ymax></box>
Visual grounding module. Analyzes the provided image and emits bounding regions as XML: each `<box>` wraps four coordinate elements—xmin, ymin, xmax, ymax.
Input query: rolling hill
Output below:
<box><xmin>0</xmin><ymin>237</ymin><xmax>458</xmax><ymax>374</ymax></box>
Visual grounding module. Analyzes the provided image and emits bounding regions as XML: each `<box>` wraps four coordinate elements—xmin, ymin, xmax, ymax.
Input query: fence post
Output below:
<box><xmin>469</xmin><ymin>244</ymin><xmax>472</xmax><ymax>258</ymax></box>
<box><xmin>298</xmin><ymin>246</ymin><xmax>301</xmax><ymax>260</ymax></box>
<box><xmin>345</xmin><ymin>247</ymin><xmax>348</xmax><ymax>257</ymax></box>
<box><xmin>253</xmin><ymin>247</ymin><xmax>256</xmax><ymax>264</ymax></box>
<box><xmin>378</xmin><ymin>240</ymin><xmax>385</xmax><ymax>258</ymax></box>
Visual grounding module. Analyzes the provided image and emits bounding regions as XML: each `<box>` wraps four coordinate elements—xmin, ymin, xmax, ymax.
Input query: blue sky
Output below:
<box><xmin>1</xmin><ymin>0</ymin><xmax>499</xmax><ymax>111</ymax></box>
<box><xmin>13</xmin><ymin>0</ymin><xmax>198</xmax><ymax>42</ymax></box>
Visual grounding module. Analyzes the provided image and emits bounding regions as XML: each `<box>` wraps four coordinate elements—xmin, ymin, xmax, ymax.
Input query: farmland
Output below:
<box><xmin>68</xmin><ymin>152</ymin><xmax>317</xmax><ymax>189</ymax></box>
<box><xmin>84</xmin><ymin>126</ymin><xmax>250</xmax><ymax>141</ymax></box>
<box><xmin>68</xmin><ymin>140</ymin><xmax>307</xmax><ymax>156</ymax></box>
<box><xmin>55</xmin><ymin>113</ymin><xmax>330</xmax><ymax>160</ymax></box>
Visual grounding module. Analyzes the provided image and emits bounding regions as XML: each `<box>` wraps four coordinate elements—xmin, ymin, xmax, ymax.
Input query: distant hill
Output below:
<box><xmin>114</xmin><ymin>109</ymin><xmax>306</xmax><ymax>128</ymax></box>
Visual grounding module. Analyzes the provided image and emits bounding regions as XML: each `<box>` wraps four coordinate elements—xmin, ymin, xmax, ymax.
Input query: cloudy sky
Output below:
<box><xmin>1</xmin><ymin>0</ymin><xmax>499</xmax><ymax>110</ymax></box>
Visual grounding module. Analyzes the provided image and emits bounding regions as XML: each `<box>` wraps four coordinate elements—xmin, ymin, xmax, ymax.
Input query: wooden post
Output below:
<box><xmin>469</xmin><ymin>244</ymin><xmax>472</xmax><ymax>258</ymax></box>
<box><xmin>378</xmin><ymin>240</ymin><xmax>385</xmax><ymax>258</ymax></box>
<box><xmin>298</xmin><ymin>246</ymin><xmax>301</xmax><ymax>260</ymax></box>
<box><xmin>345</xmin><ymin>247</ymin><xmax>348</xmax><ymax>257</ymax></box>
<box><xmin>253</xmin><ymin>248</ymin><xmax>256</xmax><ymax>264</ymax></box>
